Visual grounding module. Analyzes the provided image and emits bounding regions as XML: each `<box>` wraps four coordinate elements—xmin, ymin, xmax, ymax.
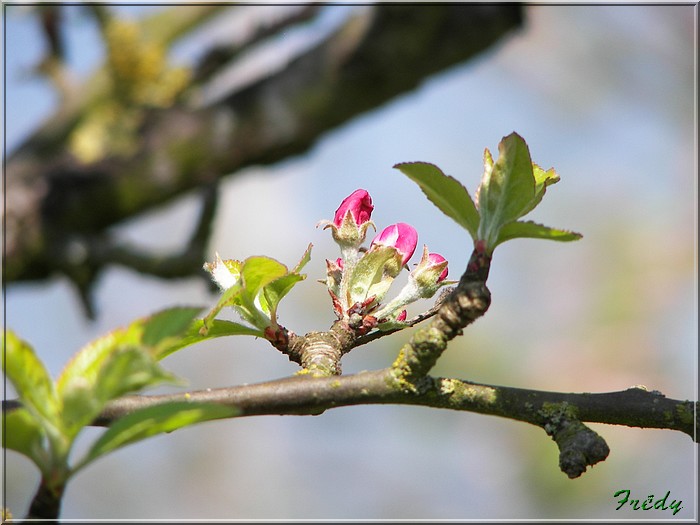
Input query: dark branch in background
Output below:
<box><xmin>57</xmin><ymin>182</ymin><xmax>221</xmax><ymax>318</ymax></box>
<box><xmin>5</xmin><ymin>4</ymin><xmax>523</xmax><ymax>309</ymax></box>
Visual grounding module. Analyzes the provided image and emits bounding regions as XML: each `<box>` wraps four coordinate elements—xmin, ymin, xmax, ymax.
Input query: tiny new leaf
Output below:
<box><xmin>2</xmin><ymin>331</ymin><xmax>61</xmax><ymax>434</ymax></box>
<box><xmin>201</xmin><ymin>246</ymin><xmax>311</xmax><ymax>334</ymax></box>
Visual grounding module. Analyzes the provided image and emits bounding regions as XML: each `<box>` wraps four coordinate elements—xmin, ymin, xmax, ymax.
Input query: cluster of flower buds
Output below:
<box><xmin>319</xmin><ymin>189</ymin><xmax>451</xmax><ymax>332</ymax></box>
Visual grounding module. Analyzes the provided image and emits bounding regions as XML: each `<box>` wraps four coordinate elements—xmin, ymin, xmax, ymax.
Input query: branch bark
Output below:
<box><xmin>82</xmin><ymin>373</ymin><xmax>695</xmax><ymax>479</ymax></box>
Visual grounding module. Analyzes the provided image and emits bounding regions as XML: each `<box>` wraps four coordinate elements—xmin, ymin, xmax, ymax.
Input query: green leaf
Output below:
<box><xmin>394</xmin><ymin>162</ymin><xmax>479</xmax><ymax>240</ymax></box>
<box><xmin>200</xmin><ymin>281</ymin><xmax>245</xmax><ymax>333</ymax></box>
<box><xmin>241</xmin><ymin>256</ymin><xmax>288</xmax><ymax>299</ymax></box>
<box><xmin>262</xmin><ymin>273</ymin><xmax>306</xmax><ymax>321</ymax></box>
<box><xmin>157</xmin><ymin>319</ymin><xmax>263</xmax><ymax>360</ymax></box>
<box><xmin>3</xmin><ymin>408</ymin><xmax>49</xmax><ymax>470</ymax></box>
<box><xmin>2</xmin><ymin>331</ymin><xmax>61</xmax><ymax>433</ymax></box>
<box><xmin>517</xmin><ymin>164</ymin><xmax>560</xmax><ymax>219</ymax></box>
<box><xmin>61</xmin><ymin>347</ymin><xmax>182</xmax><ymax>439</ymax></box>
<box><xmin>348</xmin><ymin>245</ymin><xmax>403</xmax><ymax>307</ymax></box>
<box><xmin>260</xmin><ymin>245</ymin><xmax>311</xmax><ymax>320</ymax></box>
<box><xmin>56</xmin><ymin>307</ymin><xmax>198</xmax><ymax>437</ymax></box>
<box><xmin>57</xmin><ymin>307</ymin><xmax>201</xmax><ymax>395</ymax></box>
<box><xmin>95</xmin><ymin>347</ymin><xmax>182</xmax><ymax>401</ymax></box>
<box><xmin>476</xmin><ymin>132</ymin><xmax>536</xmax><ymax>248</ymax></box>
<box><xmin>141</xmin><ymin>306</ymin><xmax>202</xmax><ymax>349</ymax></box>
<box><xmin>202</xmin><ymin>252</ymin><xmax>310</xmax><ymax>333</ymax></box>
<box><xmin>292</xmin><ymin>243</ymin><xmax>313</xmax><ymax>274</ymax></box>
<box><xmin>495</xmin><ymin>220</ymin><xmax>583</xmax><ymax>247</ymax></box>
<box><xmin>77</xmin><ymin>401</ymin><xmax>239</xmax><ymax>471</ymax></box>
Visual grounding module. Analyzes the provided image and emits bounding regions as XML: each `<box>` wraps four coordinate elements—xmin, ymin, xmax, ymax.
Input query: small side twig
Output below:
<box><xmin>353</xmin><ymin>287</ymin><xmax>455</xmax><ymax>348</ymax></box>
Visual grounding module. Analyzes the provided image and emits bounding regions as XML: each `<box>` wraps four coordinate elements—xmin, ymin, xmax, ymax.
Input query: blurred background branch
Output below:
<box><xmin>5</xmin><ymin>4</ymin><xmax>523</xmax><ymax>317</ymax></box>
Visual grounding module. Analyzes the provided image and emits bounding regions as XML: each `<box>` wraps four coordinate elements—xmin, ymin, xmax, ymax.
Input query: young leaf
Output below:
<box><xmin>2</xmin><ymin>331</ymin><xmax>61</xmax><ymax>433</ymax></box>
<box><xmin>158</xmin><ymin>319</ymin><xmax>263</xmax><ymax>360</ymax></box>
<box><xmin>516</xmin><ymin>164</ymin><xmax>561</xmax><ymax>219</ymax></box>
<box><xmin>202</xmin><ymin>251</ymin><xmax>310</xmax><ymax>333</ymax></box>
<box><xmin>200</xmin><ymin>281</ymin><xmax>246</xmax><ymax>334</ymax></box>
<box><xmin>141</xmin><ymin>306</ymin><xmax>203</xmax><ymax>349</ymax></box>
<box><xmin>57</xmin><ymin>307</ymin><xmax>201</xmax><ymax>395</ymax></box>
<box><xmin>394</xmin><ymin>162</ymin><xmax>479</xmax><ymax>240</ymax></box>
<box><xmin>61</xmin><ymin>347</ymin><xmax>182</xmax><ymax>438</ymax></box>
<box><xmin>76</xmin><ymin>401</ymin><xmax>239</xmax><ymax>472</ymax></box>
<box><xmin>476</xmin><ymin>132</ymin><xmax>536</xmax><ymax>248</ymax></box>
<box><xmin>261</xmin><ymin>273</ymin><xmax>306</xmax><ymax>322</ymax></box>
<box><xmin>292</xmin><ymin>243</ymin><xmax>313</xmax><ymax>274</ymax></box>
<box><xmin>347</xmin><ymin>245</ymin><xmax>403</xmax><ymax>307</ymax></box>
<box><xmin>241</xmin><ymin>256</ymin><xmax>288</xmax><ymax>299</ymax></box>
<box><xmin>3</xmin><ymin>408</ymin><xmax>50</xmax><ymax>471</ymax></box>
<box><xmin>495</xmin><ymin>221</ymin><xmax>583</xmax><ymax>247</ymax></box>
<box><xmin>94</xmin><ymin>347</ymin><xmax>183</xmax><ymax>401</ymax></box>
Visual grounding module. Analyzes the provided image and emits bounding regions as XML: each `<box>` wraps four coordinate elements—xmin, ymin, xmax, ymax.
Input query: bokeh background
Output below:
<box><xmin>3</xmin><ymin>3</ymin><xmax>697</xmax><ymax>520</ymax></box>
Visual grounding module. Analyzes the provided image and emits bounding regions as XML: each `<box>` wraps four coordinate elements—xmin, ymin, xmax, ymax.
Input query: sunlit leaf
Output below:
<box><xmin>3</xmin><ymin>407</ymin><xmax>49</xmax><ymax>470</ymax></box>
<box><xmin>394</xmin><ymin>162</ymin><xmax>479</xmax><ymax>240</ymax></box>
<box><xmin>495</xmin><ymin>220</ymin><xmax>583</xmax><ymax>247</ymax></box>
<box><xmin>158</xmin><ymin>319</ymin><xmax>263</xmax><ymax>360</ymax></box>
<box><xmin>2</xmin><ymin>331</ymin><xmax>61</xmax><ymax>433</ymax></box>
<box><xmin>141</xmin><ymin>306</ymin><xmax>202</xmax><ymax>349</ymax></box>
<box><xmin>476</xmin><ymin>132</ymin><xmax>535</xmax><ymax>248</ymax></box>
<box><xmin>57</xmin><ymin>307</ymin><xmax>200</xmax><ymax>395</ymax></box>
<box><xmin>200</xmin><ymin>281</ymin><xmax>245</xmax><ymax>334</ymax></box>
<box><xmin>241</xmin><ymin>256</ymin><xmax>288</xmax><ymax>299</ymax></box>
<box><xmin>262</xmin><ymin>273</ymin><xmax>306</xmax><ymax>321</ymax></box>
<box><xmin>348</xmin><ymin>245</ymin><xmax>403</xmax><ymax>307</ymax></box>
<box><xmin>77</xmin><ymin>401</ymin><xmax>239</xmax><ymax>471</ymax></box>
<box><xmin>61</xmin><ymin>347</ymin><xmax>182</xmax><ymax>438</ymax></box>
<box><xmin>517</xmin><ymin>164</ymin><xmax>560</xmax><ymax>219</ymax></box>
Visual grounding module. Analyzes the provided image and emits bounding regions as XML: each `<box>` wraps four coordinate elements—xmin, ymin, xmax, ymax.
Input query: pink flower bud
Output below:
<box><xmin>397</xmin><ymin>310</ymin><xmax>407</xmax><ymax>322</ymax></box>
<box><xmin>336</xmin><ymin>258</ymin><xmax>344</xmax><ymax>270</ymax></box>
<box><xmin>333</xmin><ymin>189</ymin><xmax>374</xmax><ymax>227</ymax></box>
<box><xmin>427</xmin><ymin>253</ymin><xmax>448</xmax><ymax>282</ymax></box>
<box><xmin>371</xmin><ymin>222</ymin><xmax>418</xmax><ymax>266</ymax></box>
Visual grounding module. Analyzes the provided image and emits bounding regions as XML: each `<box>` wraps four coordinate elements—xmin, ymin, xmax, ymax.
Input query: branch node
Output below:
<box><xmin>539</xmin><ymin>402</ymin><xmax>610</xmax><ymax>478</ymax></box>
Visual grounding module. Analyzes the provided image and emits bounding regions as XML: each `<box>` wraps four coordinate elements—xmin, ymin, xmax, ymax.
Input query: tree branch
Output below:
<box><xmin>52</xmin><ymin>372</ymin><xmax>692</xmax><ymax>478</ymax></box>
<box><xmin>5</xmin><ymin>5</ymin><xmax>523</xmax><ymax>290</ymax></box>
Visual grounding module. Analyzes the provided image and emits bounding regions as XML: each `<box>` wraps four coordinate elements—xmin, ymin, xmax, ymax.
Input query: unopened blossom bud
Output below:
<box><xmin>427</xmin><ymin>253</ymin><xmax>449</xmax><ymax>282</ymax></box>
<box><xmin>370</xmin><ymin>222</ymin><xmax>418</xmax><ymax>266</ymax></box>
<box><xmin>321</xmin><ymin>189</ymin><xmax>376</xmax><ymax>258</ymax></box>
<box><xmin>334</xmin><ymin>189</ymin><xmax>373</xmax><ymax>227</ymax></box>
<box><xmin>371</xmin><ymin>246</ymin><xmax>449</xmax><ymax>323</ymax></box>
<box><xmin>410</xmin><ymin>246</ymin><xmax>449</xmax><ymax>298</ymax></box>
